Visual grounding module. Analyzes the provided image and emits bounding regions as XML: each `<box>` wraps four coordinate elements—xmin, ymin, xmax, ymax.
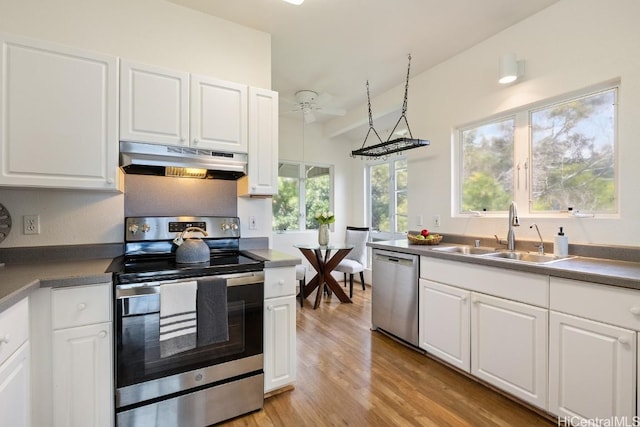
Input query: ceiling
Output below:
<box><xmin>168</xmin><ymin>0</ymin><xmax>558</xmax><ymax>125</ymax></box>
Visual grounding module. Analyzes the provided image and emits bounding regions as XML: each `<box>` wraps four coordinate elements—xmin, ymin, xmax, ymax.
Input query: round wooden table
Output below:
<box><xmin>295</xmin><ymin>244</ymin><xmax>354</xmax><ymax>309</ymax></box>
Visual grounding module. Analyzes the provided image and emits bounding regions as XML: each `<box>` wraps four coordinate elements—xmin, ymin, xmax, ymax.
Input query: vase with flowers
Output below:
<box><xmin>315</xmin><ymin>211</ymin><xmax>335</xmax><ymax>246</ymax></box>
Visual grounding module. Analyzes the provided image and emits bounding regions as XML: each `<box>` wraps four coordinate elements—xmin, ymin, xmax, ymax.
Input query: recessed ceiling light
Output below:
<box><xmin>282</xmin><ymin>0</ymin><xmax>304</xmax><ymax>4</ymax></box>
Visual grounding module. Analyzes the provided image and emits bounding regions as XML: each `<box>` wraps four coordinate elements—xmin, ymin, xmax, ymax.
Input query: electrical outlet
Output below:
<box><xmin>24</xmin><ymin>215</ymin><xmax>40</xmax><ymax>235</ymax></box>
<box><xmin>433</xmin><ymin>215</ymin><xmax>441</xmax><ymax>227</ymax></box>
<box><xmin>249</xmin><ymin>216</ymin><xmax>257</xmax><ymax>230</ymax></box>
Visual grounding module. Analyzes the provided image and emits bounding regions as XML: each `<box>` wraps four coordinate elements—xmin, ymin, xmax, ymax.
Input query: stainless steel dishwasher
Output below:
<box><xmin>371</xmin><ymin>248</ymin><xmax>419</xmax><ymax>346</ymax></box>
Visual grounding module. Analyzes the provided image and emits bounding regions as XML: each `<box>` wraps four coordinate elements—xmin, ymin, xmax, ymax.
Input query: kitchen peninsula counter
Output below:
<box><xmin>369</xmin><ymin>239</ymin><xmax>640</xmax><ymax>291</ymax></box>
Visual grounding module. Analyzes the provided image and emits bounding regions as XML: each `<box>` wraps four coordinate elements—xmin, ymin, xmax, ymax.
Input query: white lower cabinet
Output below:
<box><xmin>549</xmin><ymin>277</ymin><xmax>639</xmax><ymax>421</ymax></box>
<box><xmin>264</xmin><ymin>295</ymin><xmax>296</xmax><ymax>393</ymax></box>
<box><xmin>470</xmin><ymin>292</ymin><xmax>548</xmax><ymax>409</ymax></box>
<box><xmin>263</xmin><ymin>267</ymin><xmax>297</xmax><ymax>394</ymax></box>
<box><xmin>30</xmin><ymin>283</ymin><xmax>113</xmax><ymax>427</ymax></box>
<box><xmin>0</xmin><ymin>342</ymin><xmax>30</xmax><ymax>427</ymax></box>
<box><xmin>420</xmin><ymin>256</ymin><xmax>548</xmax><ymax>410</ymax></box>
<box><xmin>0</xmin><ymin>297</ymin><xmax>30</xmax><ymax>427</ymax></box>
<box><xmin>419</xmin><ymin>279</ymin><xmax>470</xmax><ymax>372</ymax></box>
<box><xmin>549</xmin><ymin>311</ymin><xmax>635</xmax><ymax>420</ymax></box>
<box><xmin>52</xmin><ymin>322</ymin><xmax>113</xmax><ymax>427</ymax></box>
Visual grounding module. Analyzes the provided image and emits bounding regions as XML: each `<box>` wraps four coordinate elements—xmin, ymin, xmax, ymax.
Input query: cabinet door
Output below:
<box><xmin>190</xmin><ymin>75</ymin><xmax>247</xmax><ymax>153</ymax></box>
<box><xmin>239</xmin><ymin>87</ymin><xmax>278</xmax><ymax>196</ymax></box>
<box><xmin>549</xmin><ymin>311</ymin><xmax>635</xmax><ymax>420</ymax></box>
<box><xmin>120</xmin><ymin>60</ymin><xmax>189</xmax><ymax>146</ymax></box>
<box><xmin>0</xmin><ymin>342</ymin><xmax>30</xmax><ymax>427</ymax></box>
<box><xmin>419</xmin><ymin>279</ymin><xmax>470</xmax><ymax>372</ymax></box>
<box><xmin>0</xmin><ymin>34</ymin><xmax>118</xmax><ymax>190</ymax></box>
<box><xmin>471</xmin><ymin>293</ymin><xmax>548</xmax><ymax>409</ymax></box>
<box><xmin>52</xmin><ymin>322</ymin><xmax>113</xmax><ymax>427</ymax></box>
<box><xmin>264</xmin><ymin>295</ymin><xmax>296</xmax><ymax>393</ymax></box>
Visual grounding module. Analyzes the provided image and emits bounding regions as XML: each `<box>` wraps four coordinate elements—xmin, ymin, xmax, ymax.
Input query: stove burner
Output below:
<box><xmin>113</xmin><ymin>216</ymin><xmax>264</xmax><ymax>284</ymax></box>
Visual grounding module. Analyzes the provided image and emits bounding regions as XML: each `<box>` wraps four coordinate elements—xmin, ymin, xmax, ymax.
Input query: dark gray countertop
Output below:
<box><xmin>369</xmin><ymin>240</ymin><xmax>640</xmax><ymax>290</ymax></box>
<box><xmin>246</xmin><ymin>249</ymin><xmax>301</xmax><ymax>268</ymax></box>
<box><xmin>0</xmin><ymin>247</ymin><xmax>301</xmax><ymax>313</ymax></box>
<box><xmin>0</xmin><ymin>258</ymin><xmax>114</xmax><ymax>312</ymax></box>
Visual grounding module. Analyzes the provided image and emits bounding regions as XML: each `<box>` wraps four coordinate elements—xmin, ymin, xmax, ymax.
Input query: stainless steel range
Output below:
<box><xmin>112</xmin><ymin>216</ymin><xmax>265</xmax><ymax>427</ymax></box>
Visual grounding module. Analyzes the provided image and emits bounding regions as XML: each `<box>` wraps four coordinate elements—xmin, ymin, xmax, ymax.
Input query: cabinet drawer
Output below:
<box><xmin>550</xmin><ymin>277</ymin><xmax>640</xmax><ymax>330</ymax></box>
<box><xmin>421</xmin><ymin>257</ymin><xmax>548</xmax><ymax>307</ymax></box>
<box><xmin>0</xmin><ymin>297</ymin><xmax>29</xmax><ymax>366</ymax></box>
<box><xmin>264</xmin><ymin>267</ymin><xmax>296</xmax><ymax>299</ymax></box>
<box><xmin>52</xmin><ymin>283</ymin><xmax>111</xmax><ymax>330</ymax></box>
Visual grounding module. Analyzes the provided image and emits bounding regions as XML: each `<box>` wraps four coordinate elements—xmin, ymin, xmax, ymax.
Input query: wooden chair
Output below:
<box><xmin>295</xmin><ymin>264</ymin><xmax>306</xmax><ymax>308</ymax></box>
<box><xmin>334</xmin><ymin>226</ymin><xmax>370</xmax><ymax>298</ymax></box>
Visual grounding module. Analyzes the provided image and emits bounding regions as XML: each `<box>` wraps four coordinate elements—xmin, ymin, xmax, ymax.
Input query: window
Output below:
<box><xmin>272</xmin><ymin>162</ymin><xmax>333</xmax><ymax>231</ymax></box>
<box><xmin>457</xmin><ymin>85</ymin><xmax>617</xmax><ymax>216</ymax></box>
<box><xmin>461</xmin><ymin>118</ymin><xmax>514</xmax><ymax>212</ymax></box>
<box><xmin>530</xmin><ymin>89</ymin><xmax>616</xmax><ymax>213</ymax></box>
<box><xmin>367</xmin><ymin>157</ymin><xmax>408</xmax><ymax>238</ymax></box>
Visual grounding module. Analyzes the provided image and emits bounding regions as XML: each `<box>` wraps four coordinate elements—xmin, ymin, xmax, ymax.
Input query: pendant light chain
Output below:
<box><xmin>351</xmin><ymin>53</ymin><xmax>430</xmax><ymax>159</ymax></box>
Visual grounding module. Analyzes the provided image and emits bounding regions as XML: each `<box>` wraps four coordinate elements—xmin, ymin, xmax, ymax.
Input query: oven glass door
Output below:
<box><xmin>115</xmin><ymin>272</ymin><xmax>263</xmax><ymax>390</ymax></box>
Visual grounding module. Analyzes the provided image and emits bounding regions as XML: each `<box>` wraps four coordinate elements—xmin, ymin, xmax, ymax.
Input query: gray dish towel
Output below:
<box><xmin>197</xmin><ymin>277</ymin><xmax>229</xmax><ymax>346</ymax></box>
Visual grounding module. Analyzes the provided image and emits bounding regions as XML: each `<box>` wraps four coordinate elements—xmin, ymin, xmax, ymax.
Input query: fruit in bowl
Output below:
<box><xmin>421</xmin><ymin>229</ymin><xmax>429</xmax><ymax>237</ymax></box>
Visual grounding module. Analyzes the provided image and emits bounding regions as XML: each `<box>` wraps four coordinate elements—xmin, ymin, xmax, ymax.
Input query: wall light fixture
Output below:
<box><xmin>498</xmin><ymin>53</ymin><xmax>525</xmax><ymax>84</ymax></box>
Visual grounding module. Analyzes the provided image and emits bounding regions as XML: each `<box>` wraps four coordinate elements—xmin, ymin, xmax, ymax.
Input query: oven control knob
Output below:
<box><xmin>128</xmin><ymin>224</ymin><xmax>139</xmax><ymax>234</ymax></box>
<box><xmin>230</xmin><ymin>222</ymin><xmax>239</xmax><ymax>231</ymax></box>
<box><xmin>141</xmin><ymin>223</ymin><xmax>151</xmax><ymax>233</ymax></box>
<box><xmin>220</xmin><ymin>222</ymin><xmax>230</xmax><ymax>231</ymax></box>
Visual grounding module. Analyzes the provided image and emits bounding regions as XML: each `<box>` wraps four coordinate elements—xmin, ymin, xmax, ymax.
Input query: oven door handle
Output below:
<box><xmin>115</xmin><ymin>271</ymin><xmax>264</xmax><ymax>299</ymax></box>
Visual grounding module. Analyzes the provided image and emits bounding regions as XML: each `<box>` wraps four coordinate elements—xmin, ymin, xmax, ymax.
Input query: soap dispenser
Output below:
<box><xmin>554</xmin><ymin>227</ymin><xmax>569</xmax><ymax>257</ymax></box>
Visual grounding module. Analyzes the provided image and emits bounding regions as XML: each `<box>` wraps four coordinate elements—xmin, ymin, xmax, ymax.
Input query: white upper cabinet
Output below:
<box><xmin>190</xmin><ymin>74</ymin><xmax>248</xmax><ymax>153</ymax></box>
<box><xmin>120</xmin><ymin>60</ymin><xmax>189</xmax><ymax>146</ymax></box>
<box><xmin>239</xmin><ymin>87</ymin><xmax>278</xmax><ymax>196</ymax></box>
<box><xmin>0</xmin><ymin>33</ymin><xmax>118</xmax><ymax>190</ymax></box>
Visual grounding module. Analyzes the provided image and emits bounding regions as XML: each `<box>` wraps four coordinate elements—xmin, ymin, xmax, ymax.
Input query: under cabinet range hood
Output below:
<box><xmin>119</xmin><ymin>141</ymin><xmax>247</xmax><ymax>180</ymax></box>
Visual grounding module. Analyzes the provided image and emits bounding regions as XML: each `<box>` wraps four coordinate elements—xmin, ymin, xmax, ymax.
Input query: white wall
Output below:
<box><xmin>0</xmin><ymin>0</ymin><xmax>271</xmax><ymax>247</ymax></box>
<box><xmin>337</xmin><ymin>0</ymin><xmax>640</xmax><ymax>247</ymax></box>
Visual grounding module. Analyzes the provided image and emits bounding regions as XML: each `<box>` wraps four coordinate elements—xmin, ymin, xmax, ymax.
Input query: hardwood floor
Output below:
<box><xmin>222</xmin><ymin>286</ymin><xmax>553</xmax><ymax>426</ymax></box>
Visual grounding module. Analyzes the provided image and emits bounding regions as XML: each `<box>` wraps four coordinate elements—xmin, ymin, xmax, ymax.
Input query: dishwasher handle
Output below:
<box><xmin>374</xmin><ymin>249</ymin><xmax>418</xmax><ymax>265</ymax></box>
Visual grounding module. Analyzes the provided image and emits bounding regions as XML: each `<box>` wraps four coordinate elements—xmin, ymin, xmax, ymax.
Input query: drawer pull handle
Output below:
<box><xmin>460</xmin><ymin>296</ymin><xmax>467</xmax><ymax>303</ymax></box>
<box><xmin>0</xmin><ymin>334</ymin><xmax>9</xmax><ymax>344</ymax></box>
<box><xmin>618</xmin><ymin>336</ymin><xmax>630</xmax><ymax>345</ymax></box>
<box><xmin>267</xmin><ymin>305</ymin><xmax>273</xmax><ymax>311</ymax></box>
<box><xmin>630</xmin><ymin>307</ymin><xmax>640</xmax><ymax>315</ymax></box>
<box><xmin>77</xmin><ymin>303</ymin><xmax>87</xmax><ymax>311</ymax></box>
<box><xmin>278</xmin><ymin>280</ymin><xmax>285</xmax><ymax>286</ymax></box>
<box><xmin>99</xmin><ymin>331</ymin><xmax>107</xmax><ymax>338</ymax></box>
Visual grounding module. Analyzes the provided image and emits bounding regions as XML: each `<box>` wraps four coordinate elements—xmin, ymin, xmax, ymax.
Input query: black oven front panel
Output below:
<box><xmin>115</xmin><ymin>275</ymin><xmax>263</xmax><ymax>410</ymax></box>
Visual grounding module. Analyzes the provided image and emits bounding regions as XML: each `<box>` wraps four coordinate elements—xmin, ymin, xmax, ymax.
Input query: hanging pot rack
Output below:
<box><xmin>351</xmin><ymin>54</ymin><xmax>429</xmax><ymax>159</ymax></box>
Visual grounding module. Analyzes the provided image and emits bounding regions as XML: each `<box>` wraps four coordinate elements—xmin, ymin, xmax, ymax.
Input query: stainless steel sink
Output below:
<box><xmin>431</xmin><ymin>245</ymin><xmax>497</xmax><ymax>255</ymax></box>
<box><xmin>482</xmin><ymin>251</ymin><xmax>573</xmax><ymax>264</ymax></box>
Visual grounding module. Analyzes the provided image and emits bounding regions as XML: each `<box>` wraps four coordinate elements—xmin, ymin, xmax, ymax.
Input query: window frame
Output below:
<box><xmin>366</xmin><ymin>156</ymin><xmax>408</xmax><ymax>241</ymax></box>
<box><xmin>272</xmin><ymin>160</ymin><xmax>335</xmax><ymax>232</ymax></box>
<box><xmin>453</xmin><ymin>81</ymin><xmax>619</xmax><ymax>219</ymax></box>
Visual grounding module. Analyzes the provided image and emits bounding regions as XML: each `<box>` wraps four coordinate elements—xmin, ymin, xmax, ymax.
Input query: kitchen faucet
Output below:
<box><xmin>530</xmin><ymin>223</ymin><xmax>544</xmax><ymax>254</ymax></box>
<box><xmin>507</xmin><ymin>201</ymin><xmax>520</xmax><ymax>251</ymax></box>
<box><xmin>493</xmin><ymin>201</ymin><xmax>520</xmax><ymax>250</ymax></box>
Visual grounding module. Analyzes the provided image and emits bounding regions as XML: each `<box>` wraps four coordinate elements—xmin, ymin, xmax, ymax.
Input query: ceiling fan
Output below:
<box><xmin>288</xmin><ymin>90</ymin><xmax>346</xmax><ymax>124</ymax></box>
